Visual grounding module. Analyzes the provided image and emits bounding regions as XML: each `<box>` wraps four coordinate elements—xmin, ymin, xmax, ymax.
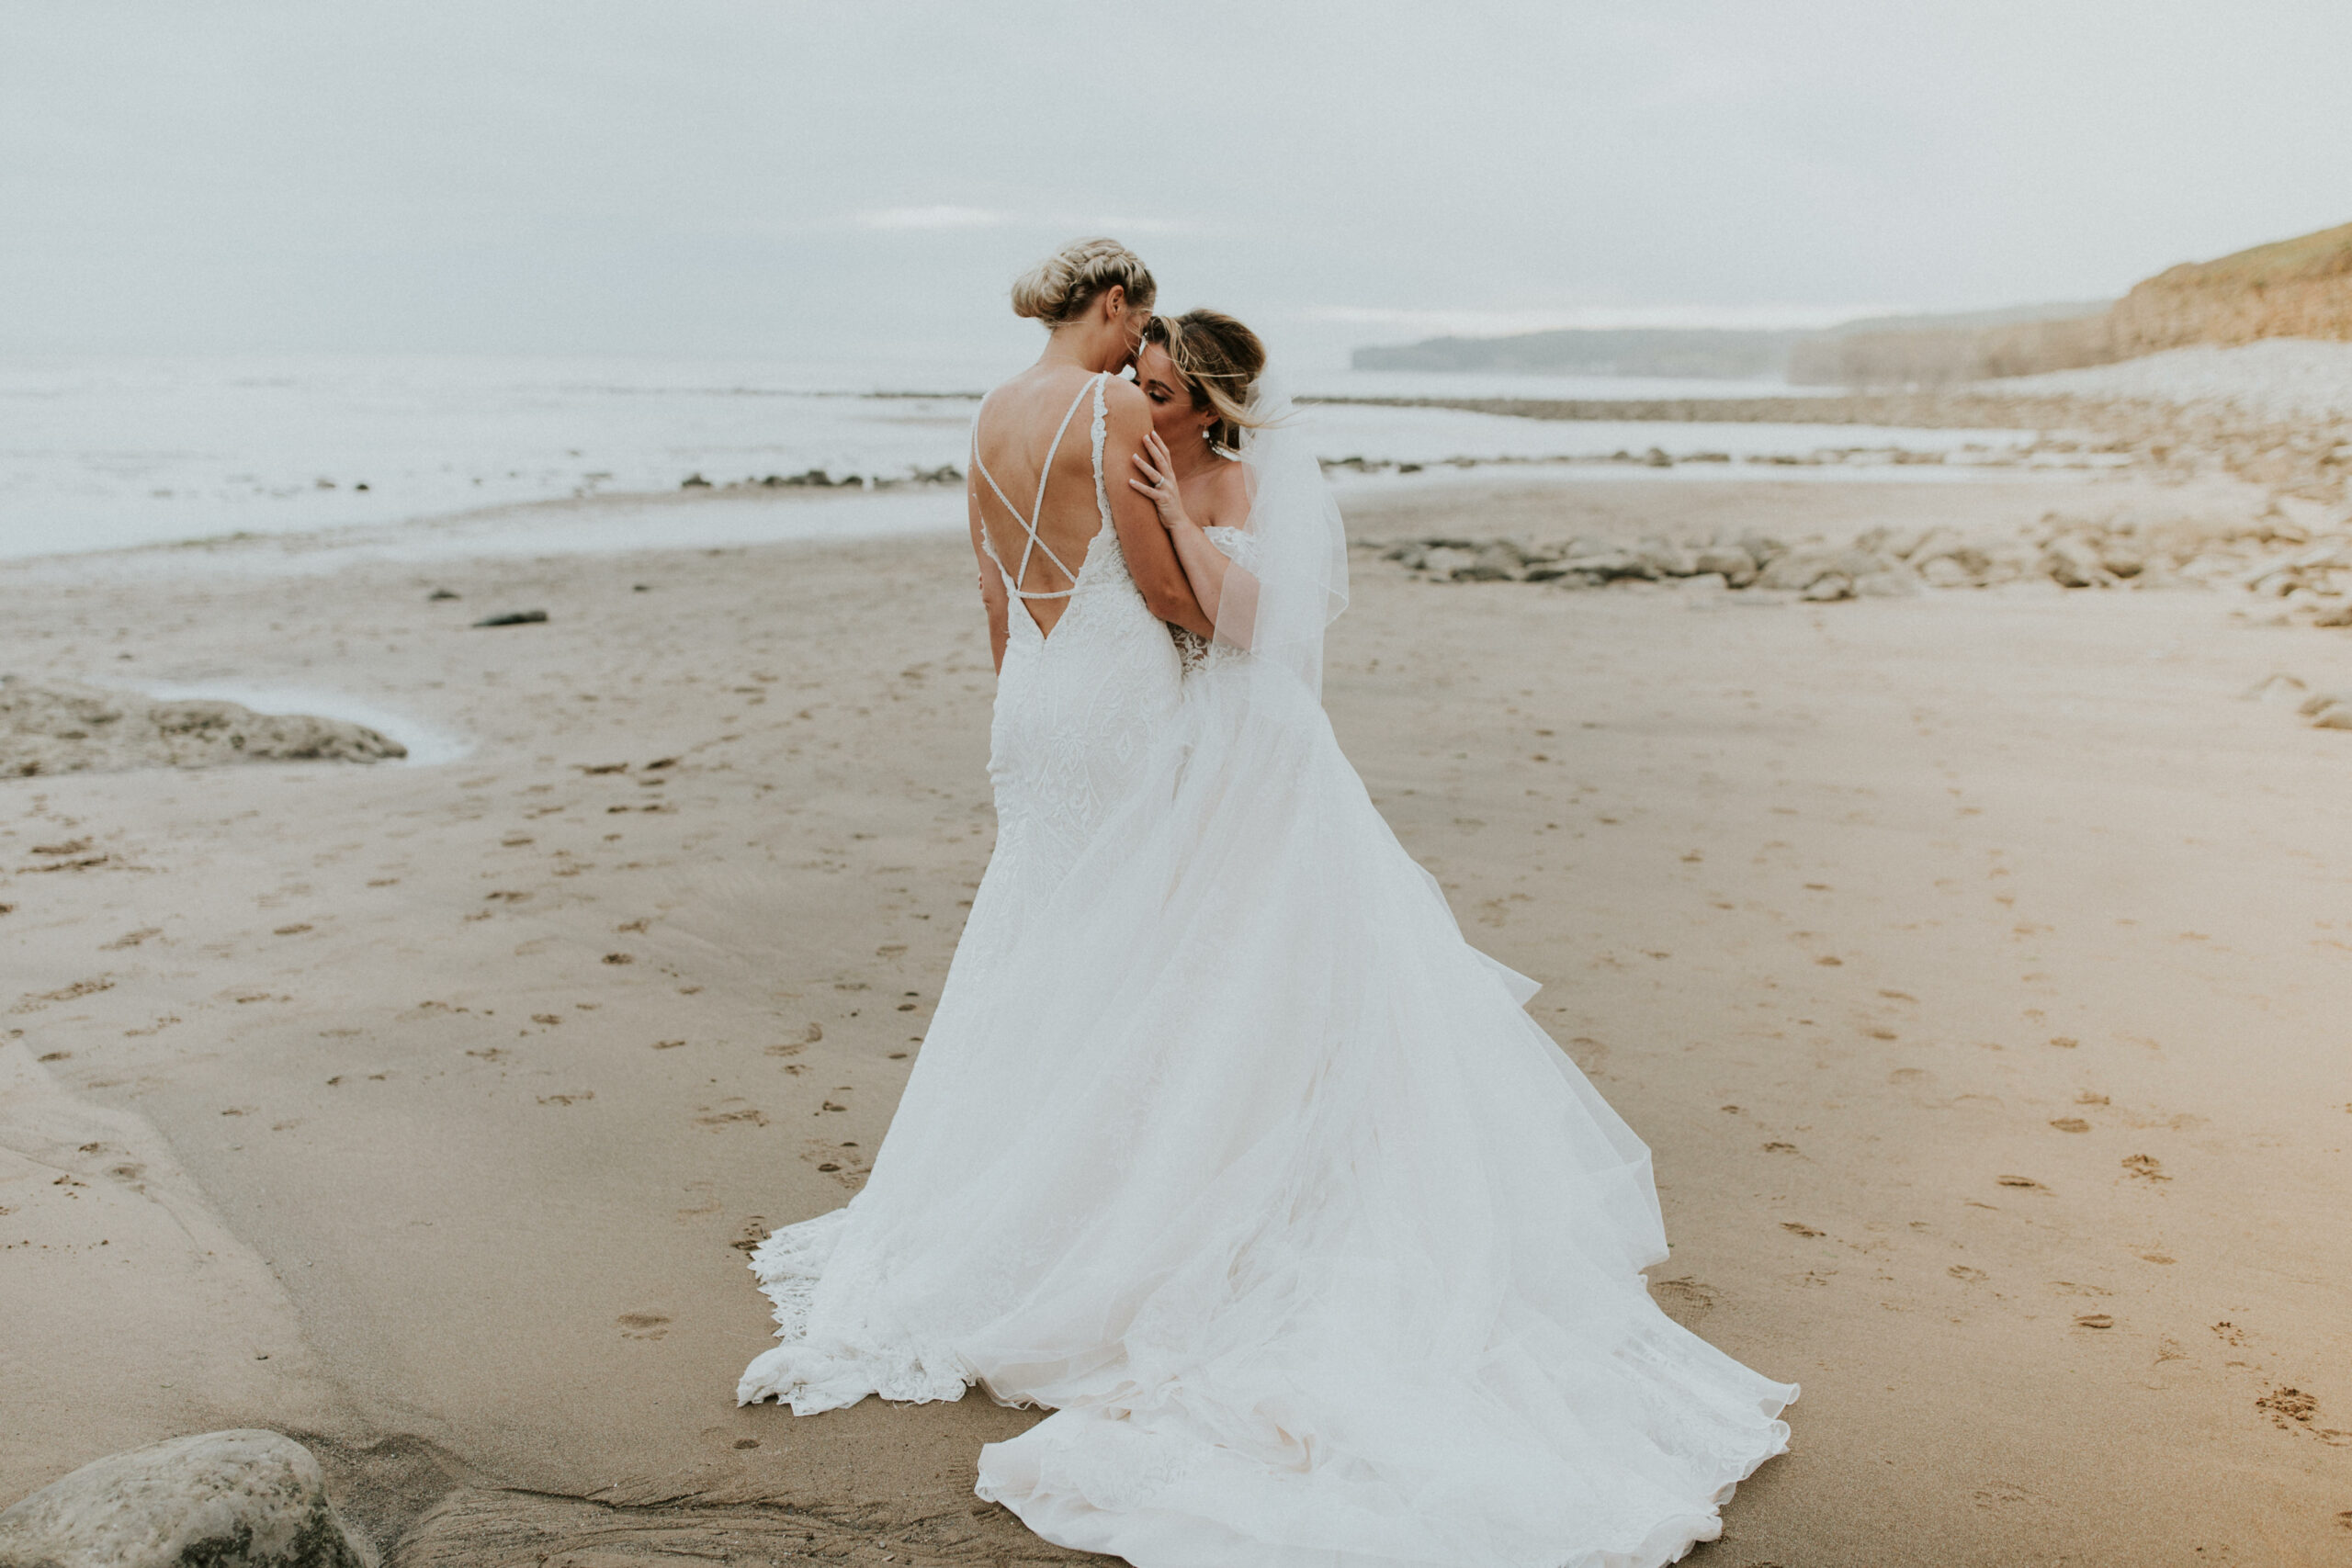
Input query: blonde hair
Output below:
<box><xmin>1146</xmin><ymin>309</ymin><xmax>1269</xmax><ymax>450</ymax></box>
<box><xmin>1010</xmin><ymin>237</ymin><xmax>1157</xmax><ymax>326</ymax></box>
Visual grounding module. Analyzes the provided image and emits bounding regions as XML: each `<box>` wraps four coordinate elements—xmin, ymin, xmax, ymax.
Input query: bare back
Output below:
<box><xmin>971</xmin><ymin>368</ymin><xmax>1125</xmax><ymax>639</ymax></box>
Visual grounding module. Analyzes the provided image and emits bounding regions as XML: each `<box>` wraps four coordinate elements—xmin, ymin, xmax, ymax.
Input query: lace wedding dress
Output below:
<box><xmin>738</xmin><ymin>370</ymin><xmax>1795</xmax><ymax>1568</ymax></box>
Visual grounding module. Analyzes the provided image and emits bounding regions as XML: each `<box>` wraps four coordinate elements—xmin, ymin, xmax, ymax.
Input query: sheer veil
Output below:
<box><xmin>1210</xmin><ymin>368</ymin><xmax>1350</xmax><ymax>696</ymax></box>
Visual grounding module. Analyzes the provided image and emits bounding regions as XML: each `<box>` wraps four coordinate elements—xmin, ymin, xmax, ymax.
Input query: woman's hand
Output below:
<box><xmin>1128</xmin><ymin>433</ymin><xmax>1193</xmax><ymax>534</ymax></box>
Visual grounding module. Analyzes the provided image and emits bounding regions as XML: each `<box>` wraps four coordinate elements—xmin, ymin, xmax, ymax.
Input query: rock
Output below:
<box><xmin>1689</xmin><ymin>547</ymin><xmax>1758</xmax><ymax>587</ymax></box>
<box><xmin>2098</xmin><ymin>541</ymin><xmax>2147</xmax><ymax>577</ymax></box>
<box><xmin>2315</xmin><ymin>604</ymin><xmax>2352</xmax><ymax>627</ymax></box>
<box><xmin>1918</xmin><ymin>555</ymin><xmax>1974</xmax><ymax>588</ymax></box>
<box><xmin>679</xmin><ymin>473</ymin><xmax>712</xmax><ymax>489</ymax></box>
<box><xmin>1451</xmin><ymin>541</ymin><xmax>1527</xmax><ymax>581</ymax></box>
<box><xmin>0</xmin><ymin>678</ymin><xmax>405</xmax><ymax>778</ymax></box>
<box><xmin>1898</xmin><ymin>526</ymin><xmax>1963</xmax><ymax>562</ymax></box>
<box><xmin>2042</xmin><ymin>535</ymin><xmax>2114</xmax><ymax>588</ymax></box>
<box><xmin>1855</xmin><ymin>570</ymin><xmax>1922</xmax><ymax>598</ymax></box>
<box><xmin>1800</xmin><ymin>573</ymin><xmax>1855</xmax><ymax>602</ymax></box>
<box><xmin>1758</xmin><ymin>547</ymin><xmax>1892</xmax><ymax>592</ymax></box>
<box><xmin>424</xmin><ymin>589</ymin><xmax>459</xmax><ymax>602</ymax></box>
<box><xmin>2296</xmin><ymin>690</ymin><xmax>2352</xmax><ymax>717</ymax></box>
<box><xmin>1558</xmin><ymin>547</ymin><xmax>1649</xmax><ymax>581</ymax></box>
<box><xmin>1417</xmin><ymin>546</ymin><xmax>1480</xmax><ymax>581</ymax></box>
<box><xmin>0</xmin><ymin>1429</ymin><xmax>376</xmax><ymax>1568</ymax></box>
<box><xmin>1631</xmin><ymin>537</ymin><xmax>1695</xmax><ymax>577</ymax></box>
<box><xmin>2314</xmin><ymin>706</ymin><xmax>2352</xmax><ymax>729</ymax></box>
<box><xmin>469</xmin><ymin>610</ymin><xmax>548</xmax><ymax>627</ymax></box>
<box><xmin>1644</xmin><ymin>447</ymin><xmax>1673</xmax><ymax>468</ymax></box>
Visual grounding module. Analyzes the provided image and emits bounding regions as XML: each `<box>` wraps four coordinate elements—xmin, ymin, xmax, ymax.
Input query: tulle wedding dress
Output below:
<box><xmin>738</xmin><ymin>369</ymin><xmax>1795</xmax><ymax>1568</ymax></box>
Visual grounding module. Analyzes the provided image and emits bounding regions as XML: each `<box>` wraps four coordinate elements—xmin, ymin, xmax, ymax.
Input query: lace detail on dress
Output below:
<box><xmin>1174</xmin><ymin>524</ymin><xmax>1261</xmax><ymax>674</ymax></box>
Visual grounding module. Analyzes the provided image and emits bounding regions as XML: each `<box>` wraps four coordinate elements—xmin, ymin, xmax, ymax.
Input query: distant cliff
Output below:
<box><xmin>1355</xmin><ymin>221</ymin><xmax>2352</xmax><ymax>390</ymax></box>
<box><xmin>1351</xmin><ymin>306</ymin><xmax>2106</xmax><ymax>385</ymax></box>
<box><xmin>2109</xmin><ymin>220</ymin><xmax>2352</xmax><ymax>354</ymax></box>
<box><xmin>1788</xmin><ymin>309</ymin><xmax>2117</xmax><ymax>388</ymax></box>
<box><xmin>1790</xmin><ymin>220</ymin><xmax>2352</xmax><ymax>386</ymax></box>
<box><xmin>1351</xmin><ymin>328</ymin><xmax>1804</xmax><ymax>379</ymax></box>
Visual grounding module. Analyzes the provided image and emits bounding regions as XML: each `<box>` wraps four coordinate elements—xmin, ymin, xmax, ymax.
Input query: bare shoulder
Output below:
<box><xmin>1209</xmin><ymin>457</ymin><xmax>1254</xmax><ymax>525</ymax></box>
<box><xmin>1099</xmin><ymin>376</ymin><xmax>1151</xmax><ymax>429</ymax></box>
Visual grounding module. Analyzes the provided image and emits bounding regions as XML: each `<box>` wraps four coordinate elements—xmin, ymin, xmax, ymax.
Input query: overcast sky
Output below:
<box><xmin>6</xmin><ymin>1</ymin><xmax>2348</xmax><ymax>372</ymax></box>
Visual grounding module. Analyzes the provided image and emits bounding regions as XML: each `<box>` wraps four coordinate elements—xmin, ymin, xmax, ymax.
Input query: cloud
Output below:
<box><xmin>848</xmin><ymin>205</ymin><xmax>1012</xmax><ymax>231</ymax></box>
<box><xmin>839</xmin><ymin>206</ymin><xmax>1191</xmax><ymax>237</ymax></box>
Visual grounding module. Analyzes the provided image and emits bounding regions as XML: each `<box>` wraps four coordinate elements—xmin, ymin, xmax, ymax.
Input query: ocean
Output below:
<box><xmin>0</xmin><ymin>356</ymin><xmax>2074</xmax><ymax>566</ymax></box>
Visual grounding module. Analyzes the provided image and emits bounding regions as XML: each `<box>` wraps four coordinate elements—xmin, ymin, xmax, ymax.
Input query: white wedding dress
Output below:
<box><xmin>739</xmin><ymin>370</ymin><xmax>1795</xmax><ymax>1568</ymax></box>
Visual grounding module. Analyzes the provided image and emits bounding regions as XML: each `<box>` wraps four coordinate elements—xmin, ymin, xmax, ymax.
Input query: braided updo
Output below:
<box><xmin>1009</xmin><ymin>237</ymin><xmax>1157</xmax><ymax>326</ymax></box>
<box><xmin>1145</xmin><ymin>309</ymin><xmax>1269</xmax><ymax>451</ymax></box>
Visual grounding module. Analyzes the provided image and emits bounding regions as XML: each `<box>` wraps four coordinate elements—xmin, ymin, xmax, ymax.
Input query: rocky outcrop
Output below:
<box><xmin>1371</xmin><ymin>493</ymin><xmax>2352</xmax><ymax>625</ymax></box>
<box><xmin>0</xmin><ymin>1429</ymin><xmax>375</xmax><ymax>1568</ymax></box>
<box><xmin>1785</xmin><ymin>220</ymin><xmax>2352</xmax><ymax>387</ymax></box>
<box><xmin>2110</xmin><ymin>222</ymin><xmax>2352</xmax><ymax>356</ymax></box>
<box><xmin>0</xmin><ymin>680</ymin><xmax>405</xmax><ymax>778</ymax></box>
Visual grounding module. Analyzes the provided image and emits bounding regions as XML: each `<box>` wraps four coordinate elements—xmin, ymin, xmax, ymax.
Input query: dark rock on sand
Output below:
<box><xmin>0</xmin><ymin>1429</ymin><xmax>376</xmax><ymax>1568</ymax></box>
<box><xmin>469</xmin><ymin>611</ymin><xmax>548</xmax><ymax>628</ymax></box>
<box><xmin>0</xmin><ymin>678</ymin><xmax>405</xmax><ymax>777</ymax></box>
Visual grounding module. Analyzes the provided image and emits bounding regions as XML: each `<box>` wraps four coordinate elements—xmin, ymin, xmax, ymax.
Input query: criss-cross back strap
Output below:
<box><xmin>972</xmin><ymin>373</ymin><xmax>1102</xmax><ymax>600</ymax></box>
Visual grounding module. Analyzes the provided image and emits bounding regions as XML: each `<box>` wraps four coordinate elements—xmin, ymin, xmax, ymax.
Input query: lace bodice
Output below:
<box><xmin>978</xmin><ymin>376</ymin><xmax>1184</xmax><ymax>889</ymax></box>
<box><xmin>1174</xmin><ymin>525</ymin><xmax>1260</xmax><ymax>673</ymax></box>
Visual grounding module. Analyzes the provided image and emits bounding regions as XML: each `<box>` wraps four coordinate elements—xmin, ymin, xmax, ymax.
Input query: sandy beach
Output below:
<box><xmin>6</xmin><ymin>464</ymin><xmax>2351</xmax><ymax>1564</ymax></box>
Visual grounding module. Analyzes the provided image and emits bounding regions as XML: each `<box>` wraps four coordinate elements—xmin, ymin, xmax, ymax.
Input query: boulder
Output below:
<box><xmin>0</xmin><ymin>1430</ymin><xmax>375</xmax><ymax>1568</ymax></box>
<box><xmin>2041</xmin><ymin>536</ymin><xmax>2114</xmax><ymax>588</ymax></box>
<box><xmin>1453</xmin><ymin>541</ymin><xmax>1526</xmax><ymax>581</ymax></box>
<box><xmin>1631</xmin><ymin>537</ymin><xmax>1696</xmax><ymax>577</ymax></box>
<box><xmin>1799</xmin><ymin>573</ymin><xmax>1855</xmax><ymax>602</ymax></box>
<box><xmin>1918</xmin><ymin>555</ymin><xmax>1975</xmax><ymax>589</ymax></box>
<box><xmin>2097</xmin><ymin>541</ymin><xmax>2147</xmax><ymax>578</ymax></box>
<box><xmin>1758</xmin><ymin>547</ymin><xmax>1897</xmax><ymax>594</ymax></box>
<box><xmin>1558</xmin><ymin>547</ymin><xmax>1649</xmax><ymax>581</ymax></box>
<box><xmin>1689</xmin><ymin>547</ymin><xmax>1758</xmax><ymax>587</ymax></box>
<box><xmin>1417</xmin><ymin>546</ymin><xmax>1480</xmax><ymax>580</ymax></box>
<box><xmin>2314</xmin><ymin>706</ymin><xmax>2352</xmax><ymax>730</ymax></box>
<box><xmin>1855</xmin><ymin>570</ymin><xmax>1922</xmax><ymax>598</ymax></box>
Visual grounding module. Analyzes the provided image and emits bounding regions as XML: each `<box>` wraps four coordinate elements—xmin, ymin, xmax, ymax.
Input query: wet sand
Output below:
<box><xmin>4</xmin><ymin>472</ymin><xmax>2349</xmax><ymax>1564</ymax></box>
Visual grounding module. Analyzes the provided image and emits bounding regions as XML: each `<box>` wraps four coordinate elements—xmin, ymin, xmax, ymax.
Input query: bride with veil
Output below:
<box><xmin>737</xmin><ymin>238</ymin><xmax>1795</xmax><ymax>1568</ymax></box>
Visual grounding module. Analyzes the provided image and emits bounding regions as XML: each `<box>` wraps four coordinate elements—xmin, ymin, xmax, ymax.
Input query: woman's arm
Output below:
<box><xmin>1099</xmin><ymin>385</ymin><xmax>1215</xmax><ymax>639</ymax></box>
<box><xmin>1130</xmin><ymin>433</ymin><xmax>1255</xmax><ymax>645</ymax></box>
<box><xmin>967</xmin><ymin>479</ymin><xmax>1011</xmax><ymax>673</ymax></box>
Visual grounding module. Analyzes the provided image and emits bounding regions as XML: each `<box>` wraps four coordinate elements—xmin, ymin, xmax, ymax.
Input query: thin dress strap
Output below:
<box><xmin>971</xmin><ymin>373</ymin><xmax>1102</xmax><ymax>600</ymax></box>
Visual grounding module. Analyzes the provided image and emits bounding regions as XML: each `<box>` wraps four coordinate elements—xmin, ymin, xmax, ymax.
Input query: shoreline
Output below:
<box><xmin>2</xmin><ymin>458</ymin><xmax>2146</xmax><ymax>578</ymax></box>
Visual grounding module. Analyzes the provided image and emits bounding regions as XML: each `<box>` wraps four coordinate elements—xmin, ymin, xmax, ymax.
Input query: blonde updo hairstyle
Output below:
<box><xmin>1146</xmin><ymin>309</ymin><xmax>1270</xmax><ymax>452</ymax></box>
<box><xmin>1010</xmin><ymin>237</ymin><xmax>1157</xmax><ymax>326</ymax></box>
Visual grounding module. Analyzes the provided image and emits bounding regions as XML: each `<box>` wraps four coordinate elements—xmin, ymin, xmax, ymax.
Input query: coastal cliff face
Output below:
<box><xmin>1793</xmin><ymin>220</ymin><xmax>2352</xmax><ymax>386</ymax></box>
<box><xmin>2109</xmin><ymin>220</ymin><xmax>2352</xmax><ymax>355</ymax></box>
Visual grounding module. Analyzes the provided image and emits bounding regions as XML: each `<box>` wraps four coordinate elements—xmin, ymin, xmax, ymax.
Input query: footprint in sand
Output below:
<box><xmin>616</xmin><ymin>1313</ymin><xmax>670</xmax><ymax>1341</ymax></box>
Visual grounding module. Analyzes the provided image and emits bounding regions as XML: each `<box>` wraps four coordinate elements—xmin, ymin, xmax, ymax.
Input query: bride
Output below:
<box><xmin>738</xmin><ymin>237</ymin><xmax>1795</xmax><ymax>1568</ymax></box>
